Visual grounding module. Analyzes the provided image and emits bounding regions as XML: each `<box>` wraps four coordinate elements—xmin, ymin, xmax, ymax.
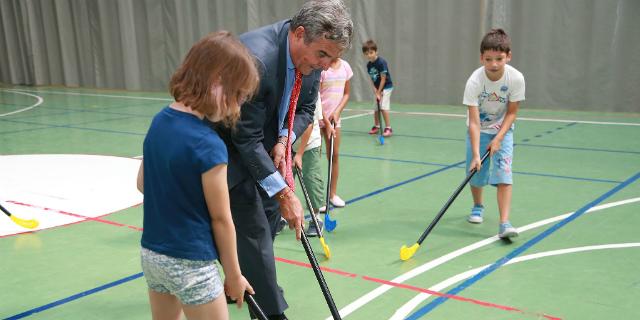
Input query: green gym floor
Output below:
<box><xmin>1</xmin><ymin>86</ymin><xmax>639</xmax><ymax>320</ymax></box>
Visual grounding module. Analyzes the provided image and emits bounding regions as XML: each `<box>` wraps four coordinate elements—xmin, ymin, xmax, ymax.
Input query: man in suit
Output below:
<box><xmin>211</xmin><ymin>1</ymin><xmax>353</xmax><ymax>319</ymax></box>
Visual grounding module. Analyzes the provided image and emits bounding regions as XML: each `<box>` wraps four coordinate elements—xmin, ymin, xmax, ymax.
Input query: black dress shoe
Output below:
<box><xmin>250</xmin><ymin>312</ymin><xmax>288</xmax><ymax>320</ymax></box>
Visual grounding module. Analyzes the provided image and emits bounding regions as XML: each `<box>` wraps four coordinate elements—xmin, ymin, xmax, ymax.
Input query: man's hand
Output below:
<box><xmin>270</xmin><ymin>137</ymin><xmax>287</xmax><ymax>176</ymax></box>
<box><xmin>276</xmin><ymin>187</ymin><xmax>303</xmax><ymax>240</ymax></box>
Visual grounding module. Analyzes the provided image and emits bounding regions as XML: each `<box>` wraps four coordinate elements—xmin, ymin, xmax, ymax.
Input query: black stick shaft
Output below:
<box><xmin>376</xmin><ymin>99</ymin><xmax>383</xmax><ymax>140</ymax></box>
<box><xmin>324</xmin><ymin>121</ymin><xmax>335</xmax><ymax>212</ymax></box>
<box><xmin>245</xmin><ymin>293</ymin><xmax>268</xmax><ymax>320</ymax></box>
<box><xmin>0</xmin><ymin>203</ymin><xmax>13</xmax><ymax>217</ymax></box>
<box><xmin>301</xmin><ymin>231</ymin><xmax>341</xmax><ymax>319</ymax></box>
<box><xmin>295</xmin><ymin>167</ymin><xmax>324</xmax><ymax>237</ymax></box>
<box><xmin>416</xmin><ymin>150</ymin><xmax>490</xmax><ymax>245</ymax></box>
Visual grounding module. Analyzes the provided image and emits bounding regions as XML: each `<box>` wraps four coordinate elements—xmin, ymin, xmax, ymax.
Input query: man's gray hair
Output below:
<box><xmin>290</xmin><ymin>0</ymin><xmax>353</xmax><ymax>50</ymax></box>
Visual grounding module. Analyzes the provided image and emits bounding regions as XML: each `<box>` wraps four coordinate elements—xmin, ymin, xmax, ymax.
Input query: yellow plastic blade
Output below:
<box><xmin>400</xmin><ymin>243</ymin><xmax>420</xmax><ymax>261</ymax></box>
<box><xmin>10</xmin><ymin>215</ymin><xmax>39</xmax><ymax>229</ymax></box>
<box><xmin>319</xmin><ymin>237</ymin><xmax>331</xmax><ymax>259</ymax></box>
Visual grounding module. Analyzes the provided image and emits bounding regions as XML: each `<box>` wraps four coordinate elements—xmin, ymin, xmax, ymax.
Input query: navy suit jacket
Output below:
<box><xmin>214</xmin><ymin>20</ymin><xmax>320</xmax><ymax>190</ymax></box>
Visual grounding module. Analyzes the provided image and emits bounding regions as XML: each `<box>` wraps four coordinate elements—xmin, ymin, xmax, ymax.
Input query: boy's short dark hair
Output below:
<box><xmin>362</xmin><ymin>39</ymin><xmax>377</xmax><ymax>53</ymax></box>
<box><xmin>480</xmin><ymin>28</ymin><xmax>511</xmax><ymax>54</ymax></box>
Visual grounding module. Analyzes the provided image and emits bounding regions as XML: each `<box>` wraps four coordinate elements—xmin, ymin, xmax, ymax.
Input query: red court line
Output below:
<box><xmin>7</xmin><ymin>200</ymin><xmax>143</xmax><ymax>231</ymax></box>
<box><xmin>361</xmin><ymin>276</ymin><xmax>561</xmax><ymax>320</ymax></box>
<box><xmin>7</xmin><ymin>200</ymin><xmax>560</xmax><ymax>318</ymax></box>
<box><xmin>275</xmin><ymin>256</ymin><xmax>358</xmax><ymax>278</ymax></box>
<box><xmin>272</xmin><ymin>256</ymin><xmax>561</xmax><ymax>319</ymax></box>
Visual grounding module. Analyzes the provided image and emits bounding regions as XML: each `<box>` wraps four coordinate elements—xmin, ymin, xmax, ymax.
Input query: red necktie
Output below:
<box><xmin>285</xmin><ymin>70</ymin><xmax>303</xmax><ymax>189</ymax></box>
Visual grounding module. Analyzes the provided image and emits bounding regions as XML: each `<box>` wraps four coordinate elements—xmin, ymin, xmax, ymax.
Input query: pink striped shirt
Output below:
<box><xmin>320</xmin><ymin>59</ymin><xmax>353</xmax><ymax>118</ymax></box>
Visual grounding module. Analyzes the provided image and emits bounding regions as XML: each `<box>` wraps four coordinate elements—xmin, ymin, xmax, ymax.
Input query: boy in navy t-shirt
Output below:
<box><xmin>363</xmin><ymin>39</ymin><xmax>394</xmax><ymax>137</ymax></box>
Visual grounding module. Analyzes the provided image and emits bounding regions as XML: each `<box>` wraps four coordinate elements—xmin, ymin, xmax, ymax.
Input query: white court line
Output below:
<box><xmin>128</xmin><ymin>113</ymin><xmax>369</xmax><ymax>159</ymax></box>
<box><xmin>377</xmin><ymin>110</ymin><xmax>640</xmax><ymax>126</ymax></box>
<box><xmin>330</xmin><ymin>197</ymin><xmax>640</xmax><ymax>319</ymax></box>
<box><xmin>391</xmin><ymin>243</ymin><xmax>640</xmax><ymax>319</ymax></box>
<box><xmin>341</xmin><ymin>110</ymin><xmax>373</xmax><ymax>120</ymax></box>
<box><xmin>0</xmin><ymin>90</ymin><xmax>44</xmax><ymax>117</ymax></box>
<box><xmin>515</xmin><ymin>116</ymin><xmax>640</xmax><ymax>126</ymax></box>
<box><xmin>4</xmin><ymin>88</ymin><xmax>173</xmax><ymax>102</ymax></box>
<box><xmin>6</xmin><ymin>88</ymin><xmax>637</xmax><ymax>126</ymax></box>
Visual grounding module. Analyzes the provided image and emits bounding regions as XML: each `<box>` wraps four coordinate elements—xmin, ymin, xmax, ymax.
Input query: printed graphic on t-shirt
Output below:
<box><xmin>368</xmin><ymin>67</ymin><xmax>381</xmax><ymax>82</ymax></box>
<box><xmin>478</xmin><ymin>86</ymin><xmax>508</xmax><ymax>131</ymax></box>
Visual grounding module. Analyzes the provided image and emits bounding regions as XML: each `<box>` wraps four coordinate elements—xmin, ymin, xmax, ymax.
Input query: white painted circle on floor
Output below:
<box><xmin>0</xmin><ymin>154</ymin><xmax>142</xmax><ymax>236</ymax></box>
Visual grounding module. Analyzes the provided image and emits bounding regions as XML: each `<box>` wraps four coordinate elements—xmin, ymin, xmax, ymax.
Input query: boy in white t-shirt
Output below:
<box><xmin>463</xmin><ymin>28</ymin><xmax>525</xmax><ymax>239</ymax></box>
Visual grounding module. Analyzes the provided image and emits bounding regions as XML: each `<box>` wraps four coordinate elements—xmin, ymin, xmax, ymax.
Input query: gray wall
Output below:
<box><xmin>1</xmin><ymin>0</ymin><xmax>638</xmax><ymax>112</ymax></box>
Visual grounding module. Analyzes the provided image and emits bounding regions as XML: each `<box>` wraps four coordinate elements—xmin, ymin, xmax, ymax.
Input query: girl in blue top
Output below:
<box><xmin>137</xmin><ymin>31</ymin><xmax>259</xmax><ymax>319</ymax></box>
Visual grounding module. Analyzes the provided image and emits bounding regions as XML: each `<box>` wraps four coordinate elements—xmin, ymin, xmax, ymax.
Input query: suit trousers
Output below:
<box><xmin>229</xmin><ymin>178</ymin><xmax>288</xmax><ymax>316</ymax></box>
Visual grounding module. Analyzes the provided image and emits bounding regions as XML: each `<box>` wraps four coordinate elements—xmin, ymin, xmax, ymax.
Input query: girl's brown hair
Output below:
<box><xmin>170</xmin><ymin>31</ymin><xmax>259</xmax><ymax>128</ymax></box>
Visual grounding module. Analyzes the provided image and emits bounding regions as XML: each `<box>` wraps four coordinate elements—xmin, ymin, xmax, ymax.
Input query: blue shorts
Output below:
<box><xmin>141</xmin><ymin>247</ymin><xmax>223</xmax><ymax>305</ymax></box>
<box><xmin>465</xmin><ymin>130</ymin><xmax>514</xmax><ymax>187</ymax></box>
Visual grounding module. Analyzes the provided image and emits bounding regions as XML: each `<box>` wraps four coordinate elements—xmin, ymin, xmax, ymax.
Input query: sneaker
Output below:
<box><xmin>318</xmin><ymin>205</ymin><xmax>327</xmax><ymax>212</ymax></box>
<box><xmin>306</xmin><ymin>218</ymin><xmax>324</xmax><ymax>237</ymax></box>
<box><xmin>499</xmin><ymin>222</ymin><xmax>519</xmax><ymax>239</ymax></box>
<box><xmin>275</xmin><ymin>217</ymin><xmax>287</xmax><ymax>235</ymax></box>
<box><xmin>383</xmin><ymin>127</ymin><xmax>393</xmax><ymax>137</ymax></box>
<box><xmin>467</xmin><ymin>204</ymin><xmax>484</xmax><ymax>224</ymax></box>
<box><xmin>330</xmin><ymin>195</ymin><xmax>346</xmax><ymax>207</ymax></box>
<box><xmin>368</xmin><ymin>126</ymin><xmax>380</xmax><ymax>134</ymax></box>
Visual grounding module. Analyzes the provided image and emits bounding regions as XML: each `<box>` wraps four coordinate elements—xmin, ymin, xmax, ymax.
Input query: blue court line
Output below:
<box><xmin>0</xmin><ymin>125</ymin><xmax>55</xmax><ymax>136</ymax></box>
<box><xmin>520</xmin><ymin>121</ymin><xmax>576</xmax><ymax>143</ymax></box>
<box><xmin>6</xmin><ymin>103</ymin><xmax>158</xmax><ymax>121</ymax></box>
<box><xmin>343</xmin><ymin>121</ymin><xmax>574</xmax><ymax>143</ymax></box>
<box><xmin>4</xmin><ymin>110</ymin><xmax>83</xmax><ymax>120</ymax></box>
<box><xmin>343</xmin><ymin>126</ymin><xmax>639</xmax><ymax>156</ymax></box>
<box><xmin>341</xmin><ymin>154</ymin><xmax>622</xmax><ymax>184</ymax></box>
<box><xmin>511</xmin><ymin>170</ymin><xmax>621</xmax><ymax>184</ymax></box>
<box><xmin>1</xmin><ymin>123</ymin><xmax>630</xmax><ymax>317</ymax></box>
<box><xmin>406</xmin><ymin>171</ymin><xmax>640</xmax><ymax>320</ymax></box>
<box><xmin>3</xmin><ymin>160</ymin><xmax>630</xmax><ymax>318</ymax></box>
<box><xmin>341</xmin><ymin>153</ymin><xmax>450</xmax><ymax>167</ymax></box>
<box><xmin>0</xmin><ymin>101</ymin><xmax>33</xmax><ymax>108</ymax></box>
<box><xmin>341</xmin><ymin>129</ymin><xmax>464</xmax><ymax>142</ymax></box>
<box><xmin>4</xmin><ymin>273</ymin><xmax>144</xmax><ymax>320</ymax></box>
<box><xmin>0</xmin><ymin>118</ymin><xmax>145</xmax><ymax>136</ymax></box>
<box><xmin>516</xmin><ymin>143</ymin><xmax>640</xmax><ymax>155</ymax></box>
<box><xmin>3</xmin><ymin>160</ymin><xmax>466</xmax><ymax>319</ymax></box>
<box><xmin>346</xmin><ymin>160</ymin><xmax>465</xmax><ymax>205</ymax></box>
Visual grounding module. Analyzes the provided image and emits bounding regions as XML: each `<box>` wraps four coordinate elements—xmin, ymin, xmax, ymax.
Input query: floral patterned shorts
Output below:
<box><xmin>141</xmin><ymin>247</ymin><xmax>223</xmax><ymax>305</ymax></box>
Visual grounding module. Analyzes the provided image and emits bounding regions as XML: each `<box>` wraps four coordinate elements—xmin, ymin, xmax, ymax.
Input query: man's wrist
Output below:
<box><xmin>276</xmin><ymin>187</ymin><xmax>293</xmax><ymax>200</ymax></box>
<box><xmin>277</xmin><ymin>136</ymin><xmax>287</xmax><ymax>147</ymax></box>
